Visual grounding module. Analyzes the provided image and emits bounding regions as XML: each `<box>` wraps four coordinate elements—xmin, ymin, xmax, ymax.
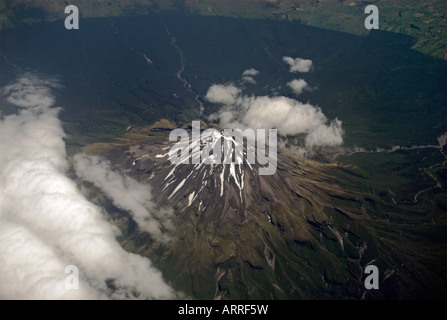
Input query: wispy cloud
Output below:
<box><xmin>241</xmin><ymin>68</ymin><xmax>260</xmax><ymax>84</ymax></box>
<box><xmin>242</xmin><ymin>68</ymin><xmax>260</xmax><ymax>77</ymax></box>
<box><xmin>0</xmin><ymin>73</ymin><xmax>178</xmax><ymax>299</ymax></box>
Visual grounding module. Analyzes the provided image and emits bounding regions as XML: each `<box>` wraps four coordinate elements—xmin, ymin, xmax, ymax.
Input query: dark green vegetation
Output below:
<box><xmin>334</xmin><ymin>147</ymin><xmax>447</xmax><ymax>299</ymax></box>
<box><xmin>337</xmin><ymin>148</ymin><xmax>446</xmax><ymax>199</ymax></box>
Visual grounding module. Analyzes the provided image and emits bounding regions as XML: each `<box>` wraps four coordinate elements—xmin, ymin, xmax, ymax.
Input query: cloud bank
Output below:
<box><xmin>0</xmin><ymin>74</ymin><xmax>178</xmax><ymax>299</ymax></box>
<box><xmin>283</xmin><ymin>56</ymin><xmax>313</xmax><ymax>73</ymax></box>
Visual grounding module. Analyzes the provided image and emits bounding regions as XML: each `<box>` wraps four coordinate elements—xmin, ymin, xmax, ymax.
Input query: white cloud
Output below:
<box><xmin>437</xmin><ymin>132</ymin><xmax>447</xmax><ymax>148</ymax></box>
<box><xmin>283</xmin><ymin>56</ymin><xmax>313</xmax><ymax>73</ymax></box>
<box><xmin>210</xmin><ymin>94</ymin><xmax>344</xmax><ymax>149</ymax></box>
<box><xmin>205</xmin><ymin>84</ymin><xmax>241</xmax><ymax>105</ymax></box>
<box><xmin>242</xmin><ymin>96</ymin><xmax>326</xmax><ymax>134</ymax></box>
<box><xmin>242</xmin><ymin>76</ymin><xmax>256</xmax><ymax>84</ymax></box>
<box><xmin>0</xmin><ymin>74</ymin><xmax>179</xmax><ymax>299</ymax></box>
<box><xmin>286</xmin><ymin>79</ymin><xmax>308</xmax><ymax>95</ymax></box>
<box><xmin>2</xmin><ymin>76</ymin><xmax>62</xmax><ymax>110</ymax></box>
<box><xmin>241</xmin><ymin>68</ymin><xmax>259</xmax><ymax>84</ymax></box>
<box><xmin>242</xmin><ymin>68</ymin><xmax>260</xmax><ymax>77</ymax></box>
<box><xmin>216</xmin><ymin>95</ymin><xmax>324</xmax><ymax>134</ymax></box>
<box><xmin>305</xmin><ymin>119</ymin><xmax>344</xmax><ymax>148</ymax></box>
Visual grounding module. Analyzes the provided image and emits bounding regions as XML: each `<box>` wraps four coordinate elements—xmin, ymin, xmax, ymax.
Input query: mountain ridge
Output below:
<box><xmin>73</xmin><ymin>120</ymin><xmax>447</xmax><ymax>299</ymax></box>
